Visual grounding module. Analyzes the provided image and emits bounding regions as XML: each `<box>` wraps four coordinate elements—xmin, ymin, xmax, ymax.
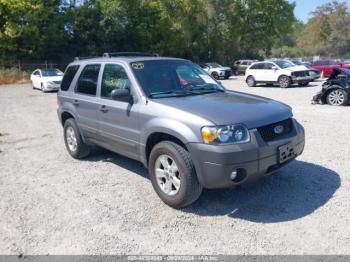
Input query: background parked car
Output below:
<box><xmin>232</xmin><ymin>60</ymin><xmax>258</xmax><ymax>75</ymax></box>
<box><xmin>30</xmin><ymin>68</ymin><xmax>64</xmax><ymax>92</ymax></box>
<box><xmin>312</xmin><ymin>68</ymin><xmax>350</xmax><ymax>106</ymax></box>
<box><xmin>310</xmin><ymin>59</ymin><xmax>350</xmax><ymax>77</ymax></box>
<box><xmin>245</xmin><ymin>60</ymin><xmax>313</xmax><ymax>88</ymax></box>
<box><xmin>291</xmin><ymin>60</ymin><xmax>321</xmax><ymax>80</ymax></box>
<box><xmin>200</xmin><ymin>62</ymin><xmax>232</xmax><ymax>79</ymax></box>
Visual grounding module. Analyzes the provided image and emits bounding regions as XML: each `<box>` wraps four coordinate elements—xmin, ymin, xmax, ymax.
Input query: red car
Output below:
<box><xmin>310</xmin><ymin>60</ymin><xmax>350</xmax><ymax>77</ymax></box>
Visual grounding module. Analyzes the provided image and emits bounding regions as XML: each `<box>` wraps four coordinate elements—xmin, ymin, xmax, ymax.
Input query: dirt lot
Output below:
<box><xmin>1</xmin><ymin>77</ymin><xmax>350</xmax><ymax>255</ymax></box>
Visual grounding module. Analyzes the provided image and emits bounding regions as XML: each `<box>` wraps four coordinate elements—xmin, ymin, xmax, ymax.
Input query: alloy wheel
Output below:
<box><xmin>328</xmin><ymin>90</ymin><xmax>345</xmax><ymax>105</ymax></box>
<box><xmin>66</xmin><ymin>126</ymin><xmax>78</xmax><ymax>152</ymax></box>
<box><xmin>154</xmin><ymin>154</ymin><xmax>181</xmax><ymax>196</ymax></box>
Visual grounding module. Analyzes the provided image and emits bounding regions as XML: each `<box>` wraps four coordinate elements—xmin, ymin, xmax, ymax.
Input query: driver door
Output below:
<box><xmin>97</xmin><ymin>63</ymin><xmax>141</xmax><ymax>161</ymax></box>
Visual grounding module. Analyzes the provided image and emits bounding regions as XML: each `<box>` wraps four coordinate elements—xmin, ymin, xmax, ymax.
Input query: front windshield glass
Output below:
<box><xmin>41</xmin><ymin>69</ymin><xmax>63</xmax><ymax>77</ymax></box>
<box><xmin>131</xmin><ymin>60</ymin><xmax>225</xmax><ymax>98</ymax></box>
<box><xmin>274</xmin><ymin>60</ymin><xmax>295</xmax><ymax>69</ymax></box>
<box><xmin>291</xmin><ymin>60</ymin><xmax>302</xmax><ymax>65</ymax></box>
<box><xmin>206</xmin><ymin>62</ymin><xmax>222</xmax><ymax>68</ymax></box>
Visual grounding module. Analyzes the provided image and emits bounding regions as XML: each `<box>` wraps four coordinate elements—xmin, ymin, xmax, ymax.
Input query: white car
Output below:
<box><xmin>30</xmin><ymin>68</ymin><xmax>64</xmax><ymax>92</ymax></box>
<box><xmin>245</xmin><ymin>60</ymin><xmax>314</xmax><ymax>88</ymax></box>
<box><xmin>201</xmin><ymin>62</ymin><xmax>232</xmax><ymax>80</ymax></box>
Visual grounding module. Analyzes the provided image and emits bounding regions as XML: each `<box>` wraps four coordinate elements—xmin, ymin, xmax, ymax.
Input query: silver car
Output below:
<box><xmin>57</xmin><ymin>53</ymin><xmax>305</xmax><ymax>208</ymax></box>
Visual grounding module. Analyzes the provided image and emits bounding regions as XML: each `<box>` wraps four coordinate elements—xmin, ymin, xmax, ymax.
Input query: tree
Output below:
<box><xmin>297</xmin><ymin>1</ymin><xmax>350</xmax><ymax>57</ymax></box>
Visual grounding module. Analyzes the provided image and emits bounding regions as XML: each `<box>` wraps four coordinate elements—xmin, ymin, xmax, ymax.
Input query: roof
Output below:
<box><xmin>70</xmin><ymin>56</ymin><xmax>186</xmax><ymax>65</ymax></box>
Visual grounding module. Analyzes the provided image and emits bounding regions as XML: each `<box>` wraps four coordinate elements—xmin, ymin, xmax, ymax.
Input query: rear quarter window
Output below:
<box><xmin>61</xmin><ymin>65</ymin><xmax>80</xmax><ymax>91</ymax></box>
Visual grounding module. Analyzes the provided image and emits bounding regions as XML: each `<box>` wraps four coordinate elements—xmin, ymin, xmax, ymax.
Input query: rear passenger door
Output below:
<box><xmin>250</xmin><ymin>63</ymin><xmax>265</xmax><ymax>81</ymax></box>
<box><xmin>73</xmin><ymin>64</ymin><xmax>101</xmax><ymax>140</ymax></box>
<box><xmin>96</xmin><ymin>63</ymin><xmax>141</xmax><ymax>160</ymax></box>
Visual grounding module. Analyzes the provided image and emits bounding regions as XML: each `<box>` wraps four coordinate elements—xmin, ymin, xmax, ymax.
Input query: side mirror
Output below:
<box><xmin>111</xmin><ymin>89</ymin><xmax>132</xmax><ymax>103</ymax></box>
<box><xmin>271</xmin><ymin>66</ymin><xmax>278</xmax><ymax>70</ymax></box>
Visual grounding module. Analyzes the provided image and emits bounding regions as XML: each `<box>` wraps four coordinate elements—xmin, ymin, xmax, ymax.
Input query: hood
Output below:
<box><xmin>153</xmin><ymin>91</ymin><xmax>292</xmax><ymax>129</ymax></box>
<box><xmin>217</xmin><ymin>67</ymin><xmax>231</xmax><ymax>71</ymax></box>
<box><xmin>286</xmin><ymin>65</ymin><xmax>309</xmax><ymax>72</ymax></box>
<box><xmin>42</xmin><ymin>76</ymin><xmax>63</xmax><ymax>82</ymax></box>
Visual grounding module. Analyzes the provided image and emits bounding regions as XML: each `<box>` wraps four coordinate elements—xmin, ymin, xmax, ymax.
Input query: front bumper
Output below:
<box><xmin>44</xmin><ymin>83</ymin><xmax>60</xmax><ymax>91</ymax></box>
<box><xmin>187</xmin><ymin>119</ymin><xmax>305</xmax><ymax>189</ymax></box>
<box><xmin>291</xmin><ymin>76</ymin><xmax>313</xmax><ymax>83</ymax></box>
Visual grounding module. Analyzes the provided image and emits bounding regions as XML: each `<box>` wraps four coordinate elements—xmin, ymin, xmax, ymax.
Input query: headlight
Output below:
<box><xmin>201</xmin><ymin>124</ymin><xmax>250</xmax><ymax>144</ymax></box>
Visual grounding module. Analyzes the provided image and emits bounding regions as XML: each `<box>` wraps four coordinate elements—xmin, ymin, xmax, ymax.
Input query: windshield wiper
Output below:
<box><xmin>148</xmin><ymin>90</ymin><xmax>191</xmax><ymax>98</ymax></box>
<box><xmin>188</xmin><ymin>85</ymin><xmax>225</xmax><ymax>93</ymax></box>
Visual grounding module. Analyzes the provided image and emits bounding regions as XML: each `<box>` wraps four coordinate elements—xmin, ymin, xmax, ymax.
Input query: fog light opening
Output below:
<box><xmin>230</xmin><ymin>168</ymin><xmax>247</xmax><ymax>183</ymax></box>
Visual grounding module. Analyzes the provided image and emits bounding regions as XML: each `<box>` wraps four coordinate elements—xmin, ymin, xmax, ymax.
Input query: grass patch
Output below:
<box><xmin>0</xmin><ymin>68</ymin><xmax>30</xmax><ymax>85</ymax></box>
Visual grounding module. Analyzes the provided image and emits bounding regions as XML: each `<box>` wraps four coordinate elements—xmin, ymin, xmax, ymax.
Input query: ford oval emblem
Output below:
<box><xmin>274</xmin><ymin>125</ymin><xmax>284</xmax><ymax>134</ymax></box>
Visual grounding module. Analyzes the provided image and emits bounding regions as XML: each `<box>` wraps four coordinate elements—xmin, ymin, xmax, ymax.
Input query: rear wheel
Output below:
<box><xmin>63</xmin><ymin>118</ymin><xmax>90</xmax><ymax>159</ymax></box>
<box><xmin>278</xmin><ymin>76</ymin><xmax>291</xmax><ymax>88</ymax></box>
<box><xmin>326</xmin><ymin>89</ymin><xmax>348</xmax><ymax>106</ymax></box>
<box><xmin>148</xmin><ymin>141</ymin><xmax>202</xmax><ymax>208</ymax></box>
<box><xmin>246</xmin><ymin>76</ymin><xmax>256</xmax><ymax>87</ymax></box>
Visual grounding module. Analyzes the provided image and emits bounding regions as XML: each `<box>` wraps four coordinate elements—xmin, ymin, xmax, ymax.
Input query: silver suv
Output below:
<box><xmin>57</xmin><ymin>53</ymin><xmax>305</xmax><ymax>208</ymax></box>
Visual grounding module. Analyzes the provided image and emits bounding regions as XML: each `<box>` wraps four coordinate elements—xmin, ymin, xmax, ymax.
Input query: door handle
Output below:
<box><xmin>100</xmin><ymin>105</ymin><xmax>108</xmax><ymax>113</ymax></box>
<box><xmin>73</xmin><ymin>99</ymin><xmax>79</xmax><ymax>106</ymax></box>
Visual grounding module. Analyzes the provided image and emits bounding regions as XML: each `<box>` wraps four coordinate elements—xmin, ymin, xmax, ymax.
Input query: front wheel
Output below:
<box><xmin>326</xmin><ymin>89</ymin><xmax>348</xmax><ymax>106</ymax></box>
<box><xmin>211</xmin><ymin>72</ymin><xmax>219</xmax><ymax>80</ymax></box>
<box><xmin>278</xmin><ymin>76</ymin><xmax>291</xmax><ymax>88</ymax></box>
<box><xmin>148</xmin><ymin>141</ymin><xmax>202</xmax><ymax>208</ymax></box>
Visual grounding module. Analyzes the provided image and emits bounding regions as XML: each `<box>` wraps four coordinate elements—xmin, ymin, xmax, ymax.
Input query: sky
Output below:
<box><xmin>290</xmin><ymin>0</ymin><xmax>350</xmax><ymax>22</ymax></box>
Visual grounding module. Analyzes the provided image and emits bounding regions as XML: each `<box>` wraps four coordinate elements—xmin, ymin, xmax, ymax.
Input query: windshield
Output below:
<box><xmin>41</xmin><ymin>69</ymin><xmax>63</xmax><ymax>77</ymax></box>
<box><xmin>131</xmin><ymin>60</ymin><xmax>225</xmax><ymax>98</ymax></box>
<box><xmin>274</xmin><ymin>60</ymin><xmax>295</xmax><ymax>69</ymax></box>
<box><xmin>291</xmin><ymin>60</ymin><xmax>302</xmax><ymax>65</ymax></box>
<box><xmin>206</xmin><ymin>62</ymin><xmax>222</xmax><ymax>68</ymax></box>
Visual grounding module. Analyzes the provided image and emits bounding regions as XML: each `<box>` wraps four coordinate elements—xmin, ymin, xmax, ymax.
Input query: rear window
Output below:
<box><xmin>61</xmin><ymin>65</ymin><xmax>80</xmax><ymax>91</ymax></box>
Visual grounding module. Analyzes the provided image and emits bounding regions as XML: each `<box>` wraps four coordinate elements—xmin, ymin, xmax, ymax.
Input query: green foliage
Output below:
<box><xmin>0</xmin><ymin>0</ymin><xmax>297</xmax><ymax>64</ymax></box>
<box><xmin>297</xmin><ymin>1</ymin><xmax>350</xmax><ymax>57</ymax></box>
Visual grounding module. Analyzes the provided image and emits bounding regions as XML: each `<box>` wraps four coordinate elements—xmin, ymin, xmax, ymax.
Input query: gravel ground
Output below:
<box><xmin>0</xmin><ymin>77</ymin><xmax>349</xmax><ymax>255</ymax></box>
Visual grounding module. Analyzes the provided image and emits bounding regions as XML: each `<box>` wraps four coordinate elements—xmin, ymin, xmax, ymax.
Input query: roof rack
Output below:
<box><xmin>102</xmin><ymin>52</ymin><xmax>159</xmax><ymax>58</ymax></box>
<box><xmin>74</xmin><ymin>56</ymin><xmax>99</xmax><ymax>61</ymax></box>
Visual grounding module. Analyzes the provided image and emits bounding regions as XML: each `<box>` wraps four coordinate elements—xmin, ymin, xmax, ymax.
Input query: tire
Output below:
<box><xmin>41</xmin><ymin>83</ymin><xmax>45</xmax><ymax>92</ymax></box>
<box><xmin>63</xmin><ymin>118</ymin><xmax>90</xmax><ymax>159</ymax></box>
<box><xmin>326</xmin><ymin>89</ymin><xmax>348</xmax><ymax>106</ymax></box>
<box><xmin>246</xmin><ymin>76</ymin><xmax>256</xmax><ymax>87</ymax></box>
<box><xmin>211</xmin><ymin>72</ymin><xmax>219</xmax><ymax>80</ymax></box>
<box><xmin>148</xmin><ymin>141</ymin><xmax>202</xmax><ymax>208</ymax></box>
<box><xmin>298</xmin><ymin>82</ymin><xmax>309</xmax><ymax>87</ymax></box>
<box><xmin>278</xmin><ymin>75</ymin><xmax>291</xmax><ymax>88</ymax></box>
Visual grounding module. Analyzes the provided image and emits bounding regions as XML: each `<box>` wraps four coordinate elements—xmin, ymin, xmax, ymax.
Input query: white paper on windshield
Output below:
<box><xmin>199</xmin><ymin>74</ymin><xmax>217</xmax><ymax>84</ymax></box>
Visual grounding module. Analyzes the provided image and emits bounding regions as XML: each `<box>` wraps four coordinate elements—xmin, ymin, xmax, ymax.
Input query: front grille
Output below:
<box><xmin>257</xmin><ymin>118</ymin><xmax>293</xmax><ymax>142</ymax></box>
<box><xmin>292</xmin><ymin>71</ymin><xmax>309</xmax><ymax>77</ymax></box>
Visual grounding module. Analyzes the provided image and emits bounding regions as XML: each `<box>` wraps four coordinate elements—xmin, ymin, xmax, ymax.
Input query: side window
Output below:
<box><xmin>265</xmin><ymin>63</ymin><xmax>275</xmax><ymax>70</ymax></box>
<box><xmin>250</xmin><ymin>63</ymin><xmax>263</xmax><ymax>70</ymax></box>
<box><xmin>242</xmin><ymin>61</ymin><xmax>248</xmax><ymax>65</ymax></box>
<box><xmin>61</xmin><ymin>65</ymin><xmax>80</xmax><ymax>91</ymax></box>
<box><xmin>101</xmin><ymin>64</ymin><xmax>131</xmax><ymax>99</ymax></box>
<box><xmin>76</xmin><ymin>64</ymin><xmax>100</xmax><ymax>96</ymax></box>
